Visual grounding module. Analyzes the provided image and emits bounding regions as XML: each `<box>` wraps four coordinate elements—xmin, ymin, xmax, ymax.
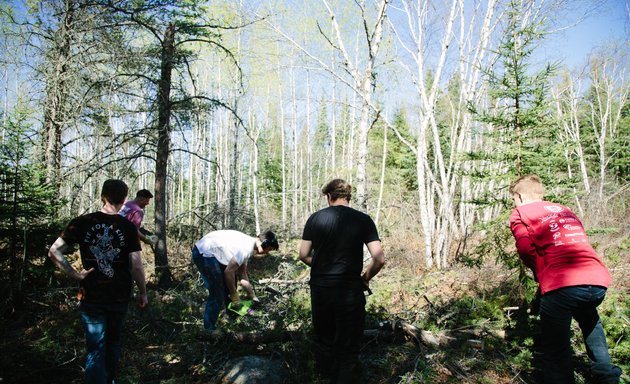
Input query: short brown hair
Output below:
<box><xmin>136</xmin><ymin>189</ymin><xmax>153</xmax><ymax>199</ymax></box>
<box><xmin>509</xmin><ymin>174</ymin><xmax>544</xmax><ymax>200</ymax></box>
<box><xmin>322</xmin><ymin>179</ymin><xmax>352</xmax><ymax>202</ymax></box>
<box><xmin>101</xmin><ymin>179</ymin><xmax>129</xmax><ymax>205</ymax></box>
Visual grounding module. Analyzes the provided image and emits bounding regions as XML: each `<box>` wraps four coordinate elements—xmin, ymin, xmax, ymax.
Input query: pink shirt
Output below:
<box><xmin>509</xmin><ymin>201</ymin><xmax>611</xmax><ymax>295</ymax></box>
<box><xmin>119</xmin><ymin>200</ymin><xmax>144</xmax><ymax>228</ymax></box>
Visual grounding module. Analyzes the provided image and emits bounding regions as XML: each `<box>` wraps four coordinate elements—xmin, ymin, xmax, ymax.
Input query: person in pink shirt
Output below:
<box><xmin>509</xmin><ymin>175</ymin><xmax>621</xmax><ymax>384</ymax></box>
<box><xmin>119</xmin><ymin>189</ymin><xmax>156</xmax><ymax>246</ymax></box>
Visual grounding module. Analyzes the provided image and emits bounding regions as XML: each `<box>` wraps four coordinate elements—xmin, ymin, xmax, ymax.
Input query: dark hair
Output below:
<box><xmin>260</xmin><ymin>230</ymin><xmax>279</xmax><ymax>250</ymax></box>
<box><xmin>322</xmin><ymin>178</ymin><xmax>352</xmax><ymax>202</ymax></box>
<box><xmin>136</xmin><ymin>189</ymin><xmax>154</xmax><ymax>199</ymax></box>
<box><xmin>101</xmin><ymin>179</ymin><xmax>128</xmax><ymax>205</ymax></box>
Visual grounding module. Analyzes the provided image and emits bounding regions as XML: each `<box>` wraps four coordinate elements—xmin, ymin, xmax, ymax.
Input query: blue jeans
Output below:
<box><xmin>79</xmin><ymin>301</ymin><xmax>128</xmax><ymax>384</ymax></box>
<box><xmin>539</xmin><ymin>285</ymin><xmax>621</xmax><ymax>384</ymax></box>
<box><xmin>192</xmin><ymin>246</ymin><xmax>228</xmax><ymax>330</ymax></box>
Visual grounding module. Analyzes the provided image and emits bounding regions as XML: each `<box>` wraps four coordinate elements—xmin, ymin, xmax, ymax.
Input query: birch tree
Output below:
<box><xmin>552</xmin><ymin>70</ymin><xmax>591</xmax><ymax>206</ymax></box>
<box><xmin>269</xmin><ymin>0</ymin><xmax>389</xmax><ymax>211</ymax></box>
<box><xmin>389</xmin><ymin>0</ymin><xmax>501</xmax><ymax>268</ymax></box>
<box><xmin>585</xmin><ymin>51</ymin><xmax>628</xmax><ymax>199</ymax></box>
<box><xmin>321</xmin><ymin>0</ymin><xmax>388</xmax><ymax>210</ymax></box>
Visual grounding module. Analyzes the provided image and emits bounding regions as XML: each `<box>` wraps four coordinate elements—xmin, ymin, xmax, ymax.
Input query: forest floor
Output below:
<box><xmin>1</xmin><ymin>234</ymin><xmax>628</xmax><ymax>384</ymax></box>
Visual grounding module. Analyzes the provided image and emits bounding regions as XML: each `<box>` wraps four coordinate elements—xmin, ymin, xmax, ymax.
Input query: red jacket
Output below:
<box><xmin>509</xmin><ymin>201</ymin><xmax>611</xmax><ymax>295</ymax></box>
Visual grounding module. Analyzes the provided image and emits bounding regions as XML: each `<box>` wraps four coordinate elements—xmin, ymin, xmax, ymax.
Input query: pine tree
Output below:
<box><xmin>0</xmin><ymin>107</ymin><xmax>60</xmax><ymax>306</ymax></box>
<box><xmin>470</xmin><ymin>0</ymin><xmax>558</xmax><ymax>183</ymax></box>
<box><xmin>466</xmin><ymin>0</ymin><xmax>563</xmax><ymax>277</ymax></box>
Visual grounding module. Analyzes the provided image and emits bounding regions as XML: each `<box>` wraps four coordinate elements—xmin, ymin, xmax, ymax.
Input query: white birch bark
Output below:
<box><xmin>321</xmin><ymin>0</ymin><xmax>388</xmax><ymax>210</ymax></box>
<box><xmin>291</xmin><ymin>66</ymin><xmax>299</xmax><ymax>232</ymax></box>
<box><xmin>388</xmin><ymin>0</ymin><xmax>501</xmax><ymax>268</ymax></box>
<box><xmin>587</xmin><ymin>57</ymin><xmax>628</xmax><ymax>199</ymax></box>
<box><xmin>375</xmin><ymin>123</ymin><xmax>387</xmax><ymax>226</ymax></box>
<box><xmin>552</xmin><ymin>73</ymin><xmax>591</xmax><ymax>196</ymax></box>
<box><xmin>269</xmin><ymin>0</ymin><xmax>389</xmax><ymax>211</ymax></box>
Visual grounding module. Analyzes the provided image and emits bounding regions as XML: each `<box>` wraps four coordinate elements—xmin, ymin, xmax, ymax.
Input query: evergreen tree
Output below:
<box><xmin>470</xmin><ymin>0</ymin><xmax>558</xmax><ymax>183</ymax></box>
<box><xmin>466</xmin><ymin>0</ymin><xmax>563</xmax><ymax>280</ymax></box>
<box><xmin>0</xmin><ymin>107</ymin><xmax>59</xmax><ymax>307</ymax></box>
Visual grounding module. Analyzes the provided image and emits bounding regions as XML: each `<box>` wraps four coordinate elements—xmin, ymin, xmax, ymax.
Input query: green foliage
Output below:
<box><xmin>458</xmin><ymin>208</ymin><xmax>514</xmax><ymax>269</ymax></box>
<box><xmin>0</xmin><ymin>109</ymin><xmax>61</xmax><ymax>229</ymax></box>
<box><xmin>314</xmin><ymin>99</ymin><xmax>331</xmax><ymax>150</ymax></box>
<box><xmin>464</xmin><ymin>0</ymin><xmax>583</xmax><ymax>271</ymax></box>
<box><xmin>471</xmin><ymin>0</ymin><xmax>560</xmax><ymax>179</ymax></box>
<box><xmin>368</xmin><ymin>108</ymin><xmax>417</xmax><ymax>195</ymax></box>
<box><xmin>387</xmin><ymin>108</ymin><xmax>417</xmax><ymax>190</ymax></box>
<box><xmin>0</xmin><ymin>107</ymin><xmax>62</xmax><ymax>301</ymax></box>
<box><xmin>260</xmin><ymin>155</ymin><xmax>284</xmax><ymax>210</ymax></box>
<box><xmin>598</xmin><ymin>293</ymin><xmax>630</xmax><ymax>373</ymax></box>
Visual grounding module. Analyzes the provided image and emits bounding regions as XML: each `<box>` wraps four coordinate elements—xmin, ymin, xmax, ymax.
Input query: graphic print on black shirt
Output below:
<box><xmin>88</xmin><ymin>224</ymin><xmax>121</xmax><ymax>277</ymax></box>
<box><xmin>62</xmin><ymin>212</ymin><xmax>141</xmax><ymax>303</ymax></box>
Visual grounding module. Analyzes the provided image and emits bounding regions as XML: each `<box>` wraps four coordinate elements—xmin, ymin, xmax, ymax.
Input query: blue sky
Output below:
<box><xmin>542</xmin><ymin>0</ymin><xmax>628</xmax><ymax>68</ymax></box>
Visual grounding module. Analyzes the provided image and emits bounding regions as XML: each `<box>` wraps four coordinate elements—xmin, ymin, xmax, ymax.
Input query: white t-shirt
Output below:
<box><xmin>194</xmin><ymin>230</ymin><xmax>256</xmax><ymax>266</ymax></box>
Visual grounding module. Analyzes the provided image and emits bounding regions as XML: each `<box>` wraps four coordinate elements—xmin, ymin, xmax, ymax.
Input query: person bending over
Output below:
<box><xmin>192</xmin><ymin>229</ymin><xmax>278</xmax><ymax>334</ymax></box>
<box><xmin>509</xmin><ymin>174</ymin><xmax>621</xmax><ymax>384</ymax></box>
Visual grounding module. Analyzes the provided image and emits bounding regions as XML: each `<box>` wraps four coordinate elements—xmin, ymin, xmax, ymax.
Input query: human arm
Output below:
<box><xmin>298</xmin><ymin>240</ymin><xmax>313</xmax><ymax>266</ymax></box>
<box><xmin>237</xmin><ymin>262</ymin><xmax>257</xmax><ymax>300</ymax></box>
<box><xmin>48</xmin><ymin>238</ymin><xmax>94</xmax><ymax>280</ymax></box>
<box><xmin>138</xmin><ymin>230</ymin><xmax>157</xmax><ymax>246</ymax></box>
<box><xmin>224</xmin><ymin>258</ymin><xmax>241</xmax><ymax>303</ymax></box>
<box><xmin>509</xmin><ymin>210</ymin><xmax>537</xmax><ymax>272</ymax></box>
<box><xmin>137</xmin><ymin>229</ymin><xmax>149</xmax><ymax>244</ymax></box>
<box><xmin>130</xmin><ymin>251</ymin><xmax>148</xmax><ymax>308</ymax></box>
<box><xmin>362</xmin><ymin>240</ymin><xmax>385</xmax><ymax>289</ymax></box>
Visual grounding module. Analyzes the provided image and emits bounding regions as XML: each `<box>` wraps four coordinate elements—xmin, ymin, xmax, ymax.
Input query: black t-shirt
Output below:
<box><xmin>302</xmin><ymin>205</ymin><xmax>380</xmax><ymax>288</ymax></box>
<box><xmin>61</xmin><ymin>212</ymin><xmax>141</xmax><ymax>303</ymax></box>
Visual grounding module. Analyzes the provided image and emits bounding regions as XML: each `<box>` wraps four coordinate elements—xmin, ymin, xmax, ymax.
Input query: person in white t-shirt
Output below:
<box><xmin>191</xmin><ymin>229</ymin><xmax>278</xmax><ymax>333</ymax></box>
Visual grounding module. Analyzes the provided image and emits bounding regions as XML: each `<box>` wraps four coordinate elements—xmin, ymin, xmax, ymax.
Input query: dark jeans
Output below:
<box><xmin>310</xmin><ymin>284</ymin><xmax>366</xmax><ymax>384</ymax></box>
<box><xmin>79</xmin><ymin>301</ymin><xmax>128</xmax><ymax>384</ymax></box>
<box><xmin>192</xmin><ymin>246</ymin><xmax>228</xmax><ymax>330</ymax></box>
<box><xmin>539</xmin><ymin>285</ymin><xmax>621</xmax><ymax>384</ymax></box>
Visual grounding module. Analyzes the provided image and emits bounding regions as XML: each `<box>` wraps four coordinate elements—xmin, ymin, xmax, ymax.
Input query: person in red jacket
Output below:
<box><xmin>509</xmin><ymin>175</ymin><xmax>621</xmax><ymax>384</ymax></box>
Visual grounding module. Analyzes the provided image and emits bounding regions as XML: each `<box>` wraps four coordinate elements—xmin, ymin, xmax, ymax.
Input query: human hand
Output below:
<box><xmin>145</xmin><ymin>235</ymin><xmax>158</xmax><ymax>246</ymax></box>
<box><xmin>137</xmin><ymin>293</ymin><xmax>148</xmax><ymax>309</ymax></box>
<box><xmin>77</xmin><ymin>267</ymin><xmax>95</xmax><ymax>280</ymax></box>
<box><xmin>361</xmin><ymin>275</ymin><xmax>370</xmax><ymax>290</ymax></box>
<box><xmin>361</xmin><ymin>275</ymin><xmax>373</xmax><ymax>296</ymax></box>
<box><xmin>229</xmin><ymin>300</ymin><xmax>243</xmax><ymax>311</ymax></box>
<box><xmin>230</xmin><ymin>292</ymin><xmax>241</xmax><ymax>309</ymax></box>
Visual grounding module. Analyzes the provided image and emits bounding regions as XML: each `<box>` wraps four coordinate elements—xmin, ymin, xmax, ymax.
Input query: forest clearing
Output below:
<box><xmin>1</xmin><ymin>228</ymin><xmax>628</xmax><ymax>383</ymax></box>
<box><xmin>0</xmin><ymin>0</ymin><xmax>628</xmax><ymax>383</ymax></box>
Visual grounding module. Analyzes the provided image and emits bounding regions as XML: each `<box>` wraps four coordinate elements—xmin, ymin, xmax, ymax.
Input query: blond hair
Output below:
<box><xmin>509</xmin><ymin>174</ymin><xmax>544</xmax><ymax>200</ymax></box>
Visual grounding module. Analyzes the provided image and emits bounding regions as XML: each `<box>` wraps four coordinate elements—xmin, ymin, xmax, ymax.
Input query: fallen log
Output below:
<box><xmin>197</xmin><ymin>321</ymin><xmax>503</xmax><ymax>351</ymax></box>
<box><xmin>398</xmin><ymin>321</ymin><xmax>501</xmax><ymax>349</ymax></box>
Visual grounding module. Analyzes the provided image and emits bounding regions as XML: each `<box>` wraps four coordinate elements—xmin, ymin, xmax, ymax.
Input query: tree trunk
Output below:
<box><xmin>43</xmin><ymin>0</ymin><xmax>75</xmax><ymax>200</ymax></box>
<box><xmin>154</xmin><ymin>23</ymin><xmax>175</xmax><ymax>288</ymax></box>
<box><xmin>229</xmin><ymin>98</ymin><xmax>240</xmax><ymax>228</ymax></box>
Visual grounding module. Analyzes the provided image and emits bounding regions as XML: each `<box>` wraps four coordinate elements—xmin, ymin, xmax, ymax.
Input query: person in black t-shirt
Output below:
<box><xmin>48</xmin><ymin>179</ymin><xmax>148</xmax><ymax>384</ymax></box>
<box><xmin>299</xmin><ymin>178</ymin><xmax>385</xmax><ymax>383</ymax></box>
